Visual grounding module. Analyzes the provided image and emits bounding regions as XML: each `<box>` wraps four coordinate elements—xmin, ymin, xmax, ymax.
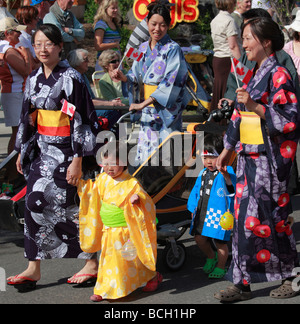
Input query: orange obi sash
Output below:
<box><xmin>37</xmin><ymin>110</ymin><xmax>70</xmax><ymax>137</ymax></box>
<box><xmin>144</xmin><ymin>84</ymin><xmax>158</xmax><ymax>107</ymax></box>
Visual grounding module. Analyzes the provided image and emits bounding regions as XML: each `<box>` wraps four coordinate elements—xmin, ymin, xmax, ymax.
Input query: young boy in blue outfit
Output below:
<box><xmin>187</xmin><ymin>134</ymin><xmax>236</xmax><ymax>279</ymax></box>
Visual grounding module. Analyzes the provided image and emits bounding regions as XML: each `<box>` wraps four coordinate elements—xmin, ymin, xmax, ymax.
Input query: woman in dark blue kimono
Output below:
<box><xmin>7</xmin><ymin>24</ymin><xmax>101</xmax><ymax>290</ymax></box>
<box><xmin>215</xmin><ymin>18</ymin><xmax>300</xmax><ymax>302</ymax></box>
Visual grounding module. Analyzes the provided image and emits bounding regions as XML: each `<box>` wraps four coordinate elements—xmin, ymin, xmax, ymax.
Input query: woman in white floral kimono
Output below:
<box><xmin>126</xmin><ymin>1</ymin><xmax>188</xmax><ymax>166</ymax></box>
<box><xmin>7</xmin><ymin>24</ymin><xmax>101</xmax><ymax>291</ymax></box>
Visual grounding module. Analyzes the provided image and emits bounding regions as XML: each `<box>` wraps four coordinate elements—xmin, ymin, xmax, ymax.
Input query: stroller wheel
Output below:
<box><xmin>162</xmin><ymin>242</ymin><xmax>186</xmax><ymax>271</ymax></box>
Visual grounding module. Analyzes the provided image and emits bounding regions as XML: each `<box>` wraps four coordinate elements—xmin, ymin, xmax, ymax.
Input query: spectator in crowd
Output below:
<box><xmin>43</xmin><ymin>0</ymin><xmax>85</xmax><ymax>59</ymax></box>
<box><xmin>232</xmin><ymin>0</ymin><xmax>252</xmax><ymax>28</ymax></box>
<box><xmin>30</xmin><ymin>0</ymin><xmax>51</xmax><ymax>28</ymax></box>
<box><xmin>93</xmin><ymin>0</ymin><xmax>122</xmax><ymax>71</ymax></box>
<box><xmin>67</xmin><ymin>48</ymin><xmax>124</xmax><ymax>115</ymax></box>
<box><xmin>15</xmin><ymin>6</ymin><xmax>40</xmax><ymax>70</ymax></box>
<box><xmin>284</xmin><ymin>10</ymin><xmax>300</xmax><ymax>81</ymax></box>
<box><xmin>0</xmin><ymin>17</ymin><xmax>31</xmax><ymax>156</ymax></box>
<box><xmin>210</xmin><ymin>0</ymin><xmax>241</xmax><ymax>112</ymax></box>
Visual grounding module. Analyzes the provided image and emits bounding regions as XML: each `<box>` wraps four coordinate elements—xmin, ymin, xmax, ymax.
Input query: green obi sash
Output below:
<box><xmin>100</xmin><ymin>202</ymin><xmax>127</xmax><ymax>227</ymax></box>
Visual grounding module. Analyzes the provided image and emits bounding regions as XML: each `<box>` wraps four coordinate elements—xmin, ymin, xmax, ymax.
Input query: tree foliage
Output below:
<box><xmin>268</xmin><ymin>0</ymin><xmax>296</xmax><ymax>25</ymax></box>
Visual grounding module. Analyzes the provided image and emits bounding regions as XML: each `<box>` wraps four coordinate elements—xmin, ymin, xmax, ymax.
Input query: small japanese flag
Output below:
<box><xmin>126</xmin><ymin>47</ymin><xmax>143</xmax><ymax>62</ymax></box>
<box><xmin>61</xmin><ymin>99</ymin><xmax>76</xmax><ymax>118</ymax></box>
<box><xmin>231</xmin><ymin>58</ymin><xmax>253</xmax><ymax>85</ymax></box>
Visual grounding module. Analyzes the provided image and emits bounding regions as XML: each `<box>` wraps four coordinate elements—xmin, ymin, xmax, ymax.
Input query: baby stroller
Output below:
<box><xmin>132</xmin><ymin>130</ymin><xmax>199</xmax><ymax>271</ymax></box>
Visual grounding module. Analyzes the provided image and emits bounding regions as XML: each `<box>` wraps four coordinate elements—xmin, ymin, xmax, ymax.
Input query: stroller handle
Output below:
<box><xmin>115</xmin><ymin>109</ymin><xmax>137</xmax><ymax>125</ymax></box>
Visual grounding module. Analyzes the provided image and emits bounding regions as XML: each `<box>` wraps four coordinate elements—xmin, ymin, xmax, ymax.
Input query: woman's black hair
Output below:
<box><xmin>204</xmin><ymin>134</ymin><xmax>224</xmax><ymax>155</ymax></box>
<box><xmin>241</xmin><ymin>17</ymin><xmax>284</xmax><ymax>52</ymax></box>
<box><xmin>147</xmin><ymin>1</ymin><xmax>171</xmax><ymax>27</ymax></box>
<box><xmin>32</xmin><ymin>23</ymin><xmax>63</xmax><ymax>46</ymax></box>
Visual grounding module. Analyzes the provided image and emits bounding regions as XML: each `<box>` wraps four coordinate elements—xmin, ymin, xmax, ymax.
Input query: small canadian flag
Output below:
<box><xmin>61</xmin><ymin>99</ymin><xmax>76</xmax><ymax>118</ymax></box>
<box><xmin>231</xmin><ymin>58</ymin><xmax>253</xmax><ymax>85</ymax></box>
<box><xmin>126</xmin><ymin>47</ymin><xmax>143</xmax><ymax>62</ymax></box>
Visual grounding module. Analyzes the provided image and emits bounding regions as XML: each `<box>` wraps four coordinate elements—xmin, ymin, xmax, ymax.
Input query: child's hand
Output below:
<box><xmin>130</xmin><ymin>194</ymin><xmax>140</xmax><ymax>205</ymax></box>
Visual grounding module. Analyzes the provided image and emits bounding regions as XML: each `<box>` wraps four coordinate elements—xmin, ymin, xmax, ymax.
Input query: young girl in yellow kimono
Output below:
<box><xmin>78</xmin><ymin>141</ymin><xmax>161</xmax><ymax>302</ymax></box>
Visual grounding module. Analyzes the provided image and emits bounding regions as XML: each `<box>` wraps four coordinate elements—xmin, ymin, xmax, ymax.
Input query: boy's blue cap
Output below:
<box><xmin>30</xmin><ymin>0</ymin><xmax>44</xmax><ymax>6</ymax></box>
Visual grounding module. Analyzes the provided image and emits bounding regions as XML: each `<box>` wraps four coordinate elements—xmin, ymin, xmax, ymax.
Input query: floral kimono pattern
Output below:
<box><xmin>78</xmin><ymin>170</ymin><xmax>157</xmax><ymax>300</ymax></box>
<box><xmin>127</xmin><ymin>34</ymin><xmax>188</xmax><ymax>165</ymax></box>
<box><xmin>224</xmin><ymin>55</ymin><xmax>300</xmax><ymax>285</ymax></box>
<box><xmin>15</xmin><ymin>60</ymin><xmax>101</xmax><ymax>260</ymax></box>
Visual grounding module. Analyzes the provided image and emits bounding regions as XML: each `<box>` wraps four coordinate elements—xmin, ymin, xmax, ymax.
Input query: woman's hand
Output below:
<box><xmin>111</xmin><ymin>69</ymin><xmax>127</xmax><ymax>82</ymax></box>
<box><xmin>236</xmin><ymin>87</ymin><xmax>253</xmax><ymax>107</ymax></box>
<box><xmin>236</xmin><ymin>87</ymin><xmax>266</xmax><ymax>119</ymax></box>
<box><xmin>129</xmin><ymin>103</ymin><xmax>144</xmax><ymax>111</ymax></box>
<box><xmin>16</xmin><ymin>154</ymin><xmax>23</xmax><ymax>175</ymax></box>
<box><xmin>216</xmin><ymin>148</ymin><xmax>232</xmax><ymax>173</ymax></box>
<box><xmin>66</xmin><ymin>157</ymin><xmax>82</xmax><ymax>186</ymax></box>
<box><xmin>129</xmin><ymin>97</ymin><xmax>154</xmax><ymax>111</ymax></box>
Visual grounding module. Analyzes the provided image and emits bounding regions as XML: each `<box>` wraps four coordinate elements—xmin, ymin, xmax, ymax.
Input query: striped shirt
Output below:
<box><xmin>94</xmin><ymin>19</ymin><xmax>121</xmax><ymax>58</ymax></box>
<box><xmin>0</xmin><ymin>40</ymin><xmax>26</xmax><ymax>93</ymax></box>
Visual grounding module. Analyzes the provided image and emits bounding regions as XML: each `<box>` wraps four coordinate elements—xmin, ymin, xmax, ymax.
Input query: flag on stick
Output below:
<box><xmin>118</xmin><ymin>47</ymin><xmax>144</xmax><ymax>70</ymax></box>
<box><xmin>231</xmin><ymin>57</ymin><xmax>253</xmax><ymax>85</ymax></box>
<box><xmin>126</xmin><ymin>47</ymin><xmax>144</xmax><ymax>62</ymax></box>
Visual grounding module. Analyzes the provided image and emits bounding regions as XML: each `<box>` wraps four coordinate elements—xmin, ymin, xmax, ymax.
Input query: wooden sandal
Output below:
<box><xmin>214</xmin><ymin>285</ymin><xmax>252</xmax><ymax>302</ymax></box>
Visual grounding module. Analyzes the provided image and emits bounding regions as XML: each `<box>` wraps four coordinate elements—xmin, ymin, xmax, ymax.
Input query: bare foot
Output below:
<box><xmin>7</xmin><ymin>261</ymin><xmax>41</xmax><ymax>283</ymax></box>
<box><xmin>67</xmin><ymin>259</ymin><xmax>98</xmax><ymax>284</ymax></box>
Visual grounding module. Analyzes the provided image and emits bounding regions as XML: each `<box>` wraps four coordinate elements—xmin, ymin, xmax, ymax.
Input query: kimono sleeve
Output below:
<box><xmin>224</xmin><ymin>108</ymin><xmax>242</xmax><ymax>151</ymax></box>
<box><xmin>264</xmin><ymin>67</ymin><xmax>300</xmax><ymax>137</ymax></box>
<box><xmin>78</xmin><ymin>176</ymin><xmax>103</xmax><ymax>253</ymax></box>
<box><xmin>150</xmin><ymin>44</ymin><xmax>188</xmax><ymax>109</ymax></box>
<box><xmin>15</xmin><ymin>75</ymin><xmax>38</xmax><ymax>178</ymax></box>
<box><xmin>123</xmin><ymin>180</ymin><xmax>157</xmax><ymax>271</ymax></box>
<box><xmin>187</xmin><ymin>169</ymin><xmax>204</xmax><ymax>214</ymax></box>
<box><xmin>68</xmin><ymin>74</ymin><xmax>101</xmax><ymax>158</ymax></box>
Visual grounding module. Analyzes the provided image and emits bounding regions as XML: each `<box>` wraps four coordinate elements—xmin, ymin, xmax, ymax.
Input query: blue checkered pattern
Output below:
<box><xmin>204</xmin><ymin>208</ymin><xmax>223</xmax><ymax>229</ymax></box>
<box><xmin>201</xmin><ymin>208</ymin><xmax>231</xmax><ymax>241</ymax></box>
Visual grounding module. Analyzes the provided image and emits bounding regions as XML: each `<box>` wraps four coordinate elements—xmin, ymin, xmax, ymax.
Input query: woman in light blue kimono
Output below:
<box><xmin>126</xmin><ymin>2</ymin><xmax>188</xmax><ymax>166</ymax></box>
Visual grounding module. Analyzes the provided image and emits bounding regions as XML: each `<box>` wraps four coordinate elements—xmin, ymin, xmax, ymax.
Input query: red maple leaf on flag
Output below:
<box><xmin>236</xmin><ymin>67</ymin><xmax>244</xmax><ymax>76</ymax></box>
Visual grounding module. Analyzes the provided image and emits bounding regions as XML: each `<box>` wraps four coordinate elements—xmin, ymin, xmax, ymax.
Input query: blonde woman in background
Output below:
<box><xmin>93</xmin><ymin>0</ymin><xmax>122</xmax><ymax>71</ymax></box>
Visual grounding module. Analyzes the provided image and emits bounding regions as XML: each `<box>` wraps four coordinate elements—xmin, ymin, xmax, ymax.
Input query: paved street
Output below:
<box><xmin>0</xmin><ymin>111</ymin><xmax>300</xmax><ymax>307</ymax></box>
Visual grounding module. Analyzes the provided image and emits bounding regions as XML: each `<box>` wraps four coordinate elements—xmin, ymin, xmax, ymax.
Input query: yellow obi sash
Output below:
<box><xmin>144</xmin><ymin>84</ymin><xmax>158</xmax><ymax>107</ymax></box>
<box><xmin>100</xmin><ymin>202</ymin><xmax>127</xmax><ymax>228</ymax></box>
<box><xmin>240</xmin><ymin>111</ymin><xmax>264</xmax><ymax>145</ymax></box>
<box><xmin>37</xmin><ymin>110</ymin><xmax>70</xmax><ymax>137</ymax></box>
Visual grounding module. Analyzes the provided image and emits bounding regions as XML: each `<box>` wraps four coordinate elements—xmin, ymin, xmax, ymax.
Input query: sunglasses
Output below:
<box><xmin>110</xmin><ymin>59</ymin><xmax>120</xmax><ymax>64</ymax></box>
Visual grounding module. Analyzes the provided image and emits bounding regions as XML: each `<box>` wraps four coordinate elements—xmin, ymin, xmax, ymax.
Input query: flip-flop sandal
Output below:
<box><xmin>208</xmin><ymin>267</ymin><xmax>227</xmax><ymax>279</ymax></box>
<box><xmin>270</xmin><ymin>280</ymin><xmax>300</xmax><ymax>299</ymax></box>
<box><xmin>214</xmin><ymin>285</ymin><xmax>252</xmax><ymax>302</ymax></box>
<box><xmin>7</xmin><ymin>275</ymin><xmax>37</xmax><ymax>292</ymax></box>
<box><xmin>203</xmin><ymin>252</ymin><xmax>218</xmax><ymax>274</ymax></box>
<box><xmin>67</xmin><ymin>273</ymin><xmax>97</xmax><ymax>287</ymax></box>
